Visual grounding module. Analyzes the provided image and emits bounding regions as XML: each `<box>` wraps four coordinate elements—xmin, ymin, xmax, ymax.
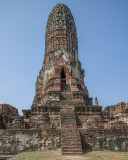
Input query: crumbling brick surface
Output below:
<box><xmin>61</xmin><ymin>107</ymin><xmax>83</xmax><ymax>155</ymax></box>
<box><xmin>0</xmin><ymin>129</ymin><xmax>61</xmax><ymax>155</ymax></box>
<box><xmin>0</xmin><ymin>3</ymin><xmax>128</xmax><ymax>155</ymax></box>
<box><xmin>0</xmin><ymin>104</ymin><xmax>19</xmax><ymax>129</ymax></box>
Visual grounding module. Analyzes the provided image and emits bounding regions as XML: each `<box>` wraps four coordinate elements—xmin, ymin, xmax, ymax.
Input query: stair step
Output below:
<box><xmin>61</xmin><ymin>141</ymin><xmax>81</xmax><ymax>143</ymax></box>
<box><xmin>62</xmin><ymin>149</ymin><xmax>82</xmax><ymax>151</ymax></box>
<box><xmin>61</xmin><ymin>143</ymin><xmax>81</xmax><ymax>146</ymax></box>
<box><xmin>62</xmin><ymin>152</ymin><xmax>83</xmax><ymax>155</ymax></box>
<box><xmin>60</xmin><ymin>107</ymin><xmax>82</xmax><ymax>155</ymax></box>
<box><xmin>61</xmin><ymin>137</ymin><xmax>80</xmax><ymax>139</ymax></box>
<box><xmin>62</xmin><ymin>146</ymin><xmax>82</xmax><ymax>149</ymax></box>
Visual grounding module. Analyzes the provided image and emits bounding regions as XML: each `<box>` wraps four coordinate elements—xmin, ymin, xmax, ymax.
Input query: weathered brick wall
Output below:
<box><xmin>0</xmin><ymin>104</ymin><xmax>19</xmax><ymax>129</ymax></box>
<box><xmin>1</xmin><ymin>128</ymin><xmax>128</xmax><ymax>155</ymax></box>
<box><xmin>0</xmin><ymin>129</ymin><xmax>61</xmax><ymax>155</ymax></box>
<box><xmin>0</xmin><ymin>104</ymin><xmax>19</xmax><ymax>117</ymax></box>
<box><xmin>76</xmin><ymin>113</ymin><xmax>103</xmax><ymax>128</ymax></box>
<box><xmin>49</xmin><ymin>112</ymin><xmax>61</xmax><ymax>129</ymax></box>
<box><xmin>80</xmin><ymin>129</ymin><xmax>128</xmax><ymax>152</ymax></box>
<box><xmin>104</xmin><ymin>102</ymin><xmax>128</xmax><ymax>118</ymax></box>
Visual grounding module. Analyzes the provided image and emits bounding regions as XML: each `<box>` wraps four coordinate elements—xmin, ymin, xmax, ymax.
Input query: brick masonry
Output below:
<box><xmin>61</xmin><ymin>107</ymin><xmax>82</xmax><ymax>155</ymax></box>
<box><xmin>0</xmin><ymin>129</ymin><xmax>60</xmax><ymax>155</ymax></box>
<box><xmin>0</xmin><ymin>3</ymin><xmax>128</xmax><ymax>155</ymax></box>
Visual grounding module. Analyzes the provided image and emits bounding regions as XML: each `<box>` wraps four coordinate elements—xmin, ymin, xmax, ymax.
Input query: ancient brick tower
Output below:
<box><xmin>31</xmin><ymin>3</ymin><xmax>91</xmax><ymax>154</ymax></box>
<box><xmin>28</xmin><ymin>4</ymin><xmax>92</xmax><ymax>123</ymax></box>
<box><xmin>1</xmin><ymin>3</ymin><xmax>128</xmax><ymax>155</ymax></box>
<box><xmin>23</xmin><ymin>3</ymin><xmax>100</xmax><ymax>155</ymax></box>
<box><xmin>31</xmin><ymin>3</ymin><xmax>92</xmax><ymax>118</ymax></box>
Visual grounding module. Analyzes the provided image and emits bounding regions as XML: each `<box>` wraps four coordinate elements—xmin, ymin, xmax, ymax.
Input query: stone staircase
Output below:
<box><xmin>60</xmin><ymin>107</ymin><xmax>83</xmax><ymax>155</ymax></box>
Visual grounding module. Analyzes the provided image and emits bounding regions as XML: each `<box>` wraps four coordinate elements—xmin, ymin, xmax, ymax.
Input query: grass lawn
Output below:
<box><xmin>10</xmin><ymin>149</ymin><xmax>128</xmax><ymax>160</ymax></box>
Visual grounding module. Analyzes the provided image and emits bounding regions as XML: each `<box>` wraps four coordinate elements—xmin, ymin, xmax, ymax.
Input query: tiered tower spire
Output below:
<box><xmin>32</xmin><ymin>3</ymin><xmax>91</xmax><ymax>110</ymax></box>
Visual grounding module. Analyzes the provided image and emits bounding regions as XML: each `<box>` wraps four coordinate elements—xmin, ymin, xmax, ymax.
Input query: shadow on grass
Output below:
<box><xmin>83</xmin><ymin>149</ymin><xmax>93</xmax><ymax>154</ymax></box>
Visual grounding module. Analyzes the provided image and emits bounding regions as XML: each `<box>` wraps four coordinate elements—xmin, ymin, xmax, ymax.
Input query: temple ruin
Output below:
<box><xmin>0</xmin><ymin>3</ymin><xmax>128</xmax><ymax>155</ymax></box>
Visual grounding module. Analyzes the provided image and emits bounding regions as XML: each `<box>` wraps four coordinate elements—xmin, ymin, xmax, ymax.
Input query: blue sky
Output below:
<box><xmin>0</xmin><ymin>0</ymin><xmax>128</xmax><ymax>115</ymax></box>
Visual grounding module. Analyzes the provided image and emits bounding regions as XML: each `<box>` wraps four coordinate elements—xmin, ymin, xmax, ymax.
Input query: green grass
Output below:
<box><xmin>10</xmin><ymin>149</ymin><xmax>128</xmax><ymax>160</ymax></box>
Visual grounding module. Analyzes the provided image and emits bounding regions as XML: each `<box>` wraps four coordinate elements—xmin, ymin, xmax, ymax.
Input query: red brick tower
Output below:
<box><xmin>32</xmin><ymin>3</ymin><xmax>92</xmax><ymax>112</ymax></box>
<box><xmin>0</xmin><ymin>3</ymin><xmax>128</xmax><ymax>156</ymax></box>
<box><xmin>22</xmin><ymin>3</ymin><xmax>101</xmax><ymax>154</ymax></box>
<box><xmin>22</xmin><ymin>2</ymin><xmax>95</xmax><ymax>130</ymax></box>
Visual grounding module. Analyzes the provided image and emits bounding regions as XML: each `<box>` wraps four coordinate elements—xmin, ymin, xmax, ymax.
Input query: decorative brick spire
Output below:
<box><xmin>44</xmin><ymin>3</ymin><xmax>78</xmax><ymax>64</ymax></box>
<box><xmin>32</xmin><ymin>3</ymin><xmax>90</xmax><ymax>108</ymax></box>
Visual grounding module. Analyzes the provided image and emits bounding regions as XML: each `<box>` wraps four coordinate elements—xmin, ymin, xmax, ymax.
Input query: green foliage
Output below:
<box><xmin>100</xmin><ymin>135</ymin><xmax>105</xmax><ymax>141</ymax></box>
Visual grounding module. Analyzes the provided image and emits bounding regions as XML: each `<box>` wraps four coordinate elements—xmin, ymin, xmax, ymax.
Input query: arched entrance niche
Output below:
<box><xmin>61</xmin><ymin>68</ymin><xmax>66</xmax><ymax>84</ymax></box>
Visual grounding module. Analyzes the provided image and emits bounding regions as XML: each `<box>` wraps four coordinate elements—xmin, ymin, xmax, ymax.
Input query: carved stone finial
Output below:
<box><xmin>94</xmin><ymin>97</ymin><xmax>99</xmax><ymax>106</ymax></box>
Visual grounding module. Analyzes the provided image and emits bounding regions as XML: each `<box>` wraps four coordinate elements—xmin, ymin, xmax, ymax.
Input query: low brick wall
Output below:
<box><xmin>0</xmin><ymin>128</ymin><xmax>128</xmax><ymax>155</ymax></box>
<box><xmin>0</xmin><ymin>129</ymin><xmax>61</xmax><ymax>155</ymax></box>
<box><xmin>80</xmin><ymin>129</ymin><xmax>128</xmax><ymax>152</ymax></box>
